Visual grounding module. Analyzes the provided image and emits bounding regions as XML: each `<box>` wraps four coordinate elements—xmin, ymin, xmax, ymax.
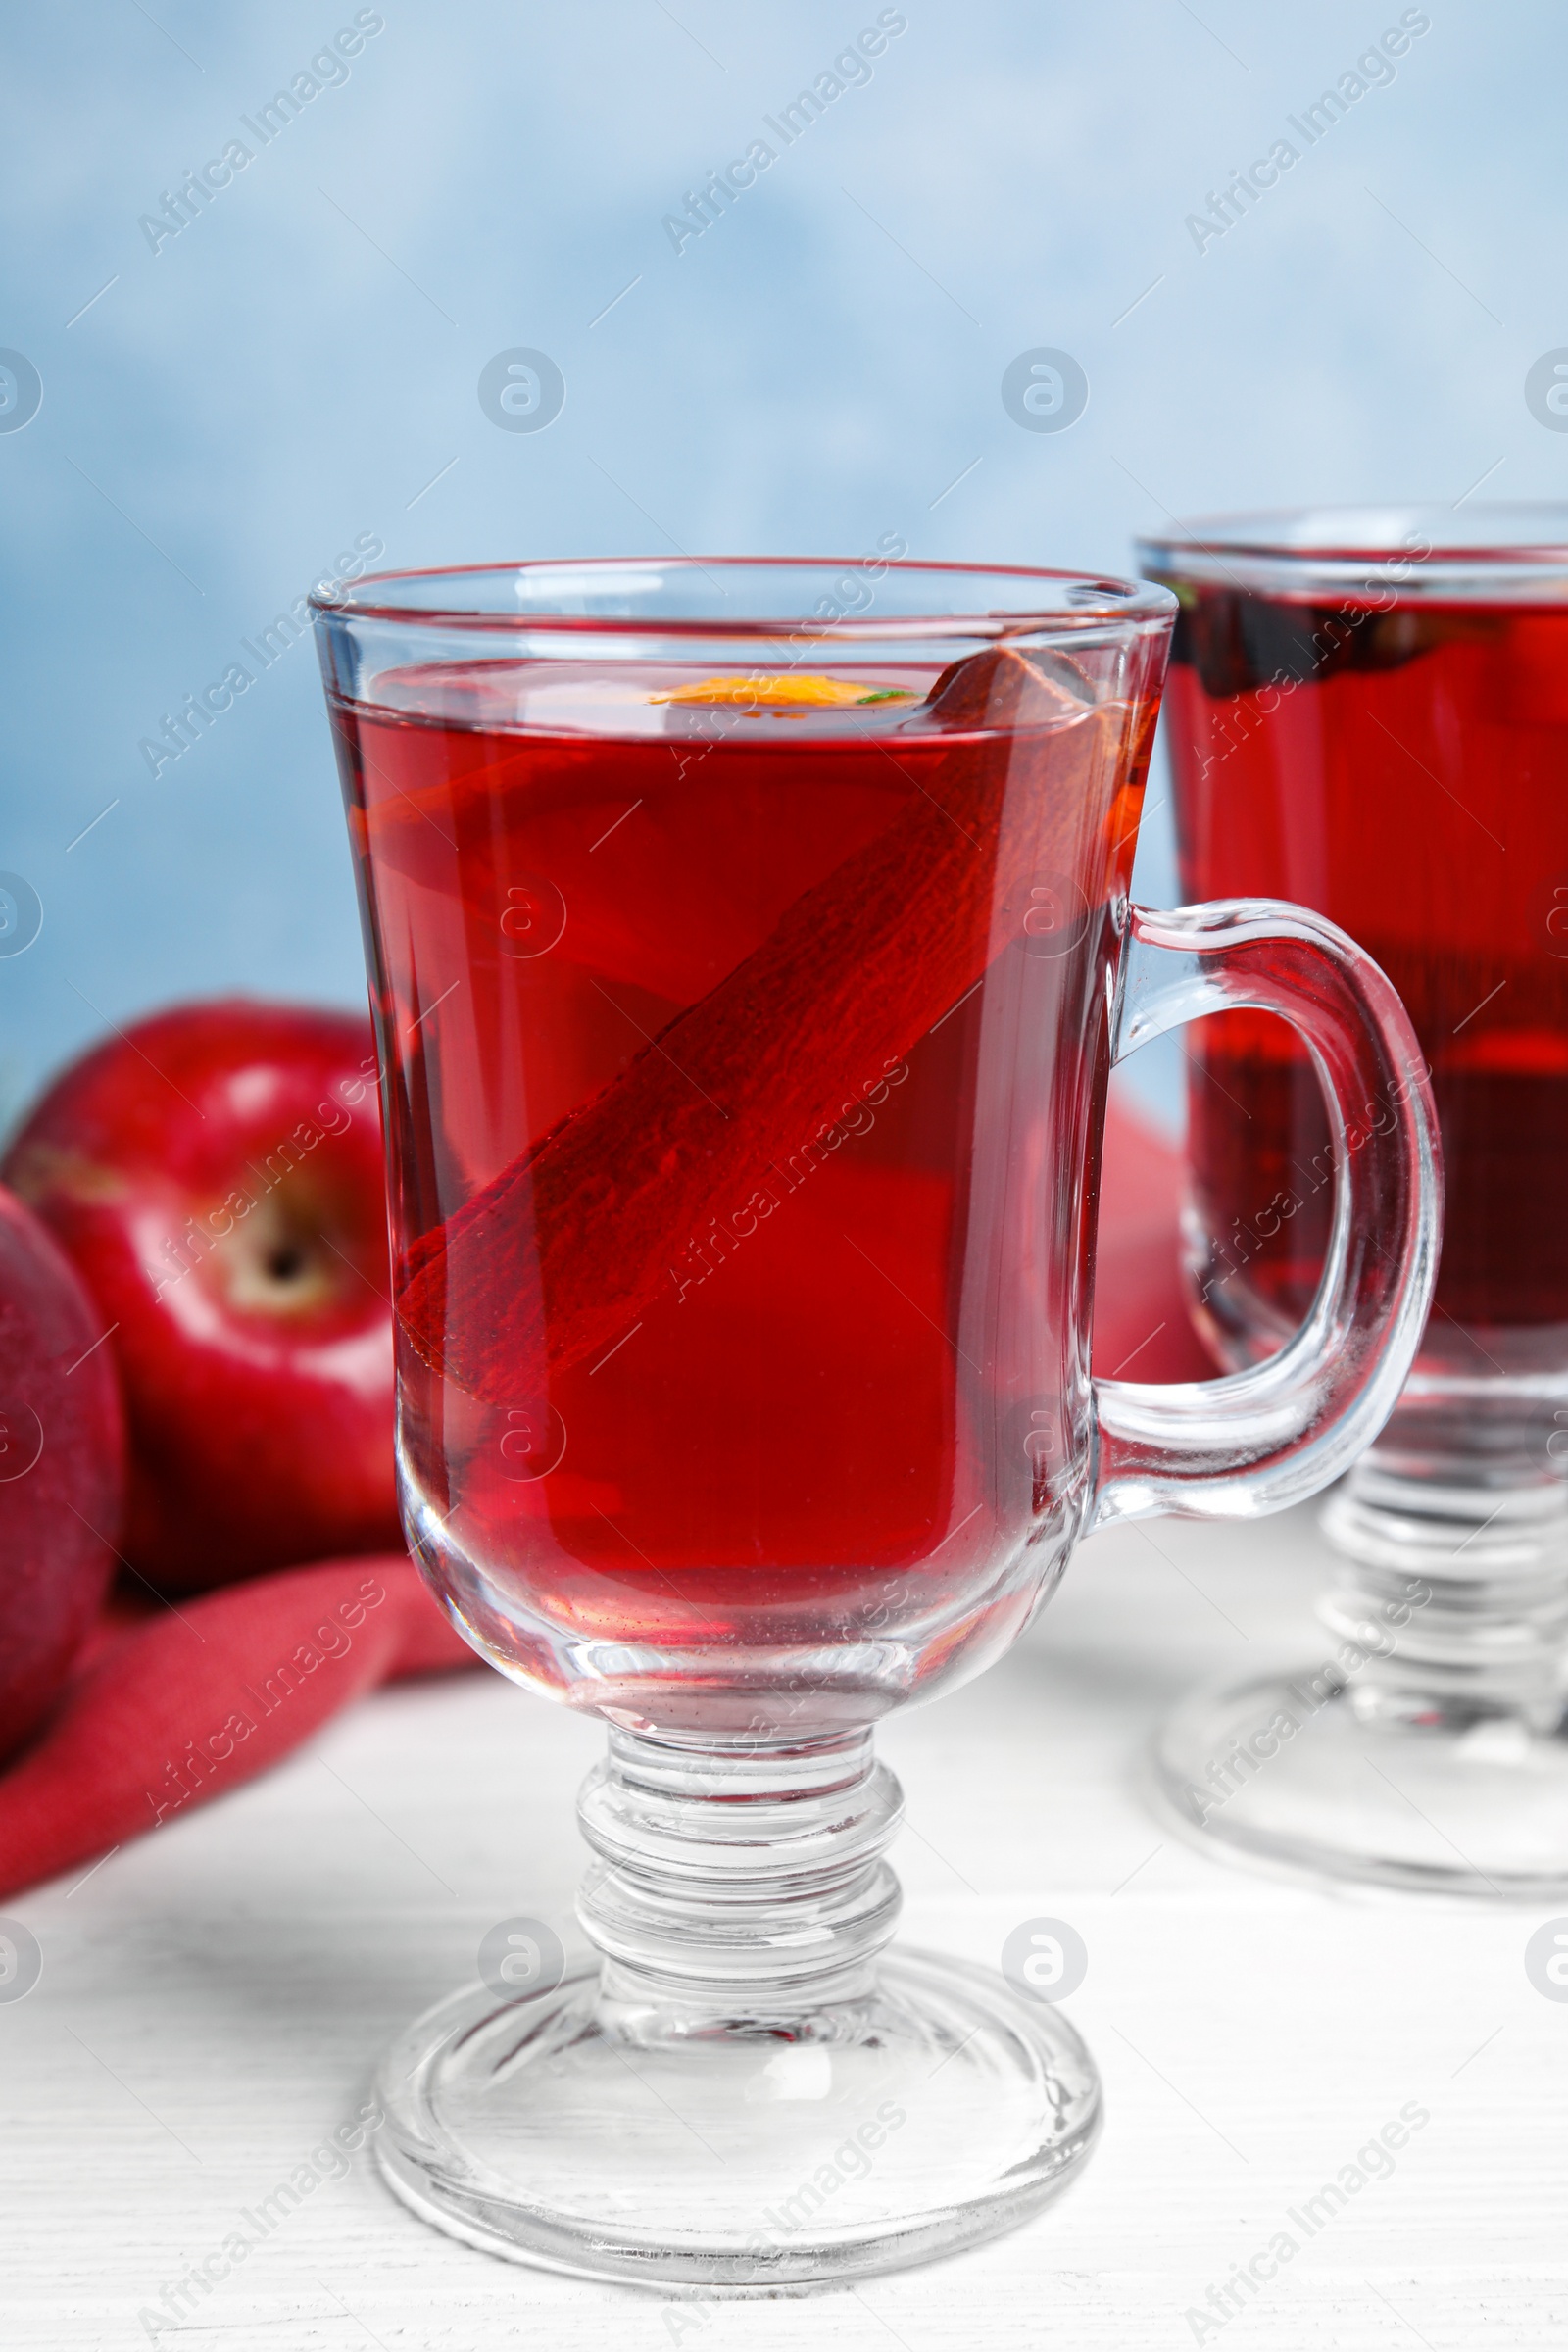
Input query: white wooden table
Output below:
<box><xmin>6</xmin><ymin>1501</ymin><xmax>1564</xmax><ymax>2350</ymax></box>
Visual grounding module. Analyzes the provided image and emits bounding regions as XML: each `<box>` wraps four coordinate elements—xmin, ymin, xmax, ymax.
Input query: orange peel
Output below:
<box><xmin>650</xmin><ymin>674</ymin><xmax>912</xmax><ymax>709</ymax></box>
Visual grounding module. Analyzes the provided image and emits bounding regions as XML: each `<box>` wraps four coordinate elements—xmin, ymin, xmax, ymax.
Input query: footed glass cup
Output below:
<box><xmin>1143</xmin><ymin>506</ymin><xmax>1568</xmax><ymax>1896</ymax></box>
<box><xmin>313</xmin><ymin>557</ymin><xmax>1438</xmax><ymax>2287</ymax></box>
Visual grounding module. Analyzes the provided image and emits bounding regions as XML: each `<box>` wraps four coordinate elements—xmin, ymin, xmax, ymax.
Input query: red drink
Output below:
<box><xmin>1162</xmin><ymin>584</ymin><xmax>1568</xmax><ymax>1349</ymax></box>
<box><xmin>328</xmin><ymin>647</ymin><xmax>1158</xmax><ymax>1706</ymax></box>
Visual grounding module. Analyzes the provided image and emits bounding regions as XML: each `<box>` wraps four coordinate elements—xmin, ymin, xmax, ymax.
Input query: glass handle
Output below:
<box><xmin>1090</xmin><ymin>899</ymin><xmax>1443</xmax><ymax>1529</ymax></box>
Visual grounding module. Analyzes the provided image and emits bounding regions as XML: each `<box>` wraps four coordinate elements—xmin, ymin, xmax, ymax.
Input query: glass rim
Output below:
<box><xmin>309</xmin><ymin>554</ymin><xmax>1176</xmax><ymax>638</ymax></box>
<box><xmin>1138</xmin><ymin>503</ymin><xmax>1568</xmax><ymax>597</ymax></box>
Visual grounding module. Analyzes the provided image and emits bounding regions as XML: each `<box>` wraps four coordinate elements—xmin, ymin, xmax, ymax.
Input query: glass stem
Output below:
<box><xmin>575</xmin><ymin>1727</ymin><xmax>904</xmax><ymax>2030</ymax></box>
<box><xmin>1319</xmin><ymin>1444</ymin><xmax>1568</xmax><ymax>1732</ymax></box>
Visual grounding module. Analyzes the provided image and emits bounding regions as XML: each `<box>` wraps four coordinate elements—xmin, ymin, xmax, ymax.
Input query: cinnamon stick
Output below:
<box><xmin>397</xmin><ymin>647</ymin><xmax>1156</xmax><ymax>1402</ymax></box>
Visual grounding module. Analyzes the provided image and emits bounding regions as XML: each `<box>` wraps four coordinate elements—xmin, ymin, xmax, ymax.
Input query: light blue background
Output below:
<box><xmin>2</xmin><ymin>0</ymin><xmax>1558</xmax><ymax>1130</ymax></box>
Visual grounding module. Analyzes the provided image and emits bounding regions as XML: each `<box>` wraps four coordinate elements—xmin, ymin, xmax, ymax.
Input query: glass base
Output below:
<box><xmin>374</xmin><ymin>1945</ymin><xmax>1101</xmax><ymax>2289</ymax></box>
<box><xmin>1151</xmin><ymin>1665</ymin><xmax>1568</xmax><ymax>1898</ymax></box>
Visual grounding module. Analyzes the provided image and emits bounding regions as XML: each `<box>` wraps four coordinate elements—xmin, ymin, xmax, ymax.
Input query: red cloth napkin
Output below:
<box><xmin>0</xmin><ymin>1558</ymin><xmax>475</xmax><ymax>1901</ymax></box>
<box><xmin>0</xmin><ymin>1099</ymin><xmax>1201</xmax><ymax>1900</ymax></box>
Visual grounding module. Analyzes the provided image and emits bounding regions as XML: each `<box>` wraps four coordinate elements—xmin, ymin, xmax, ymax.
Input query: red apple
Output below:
<box><xmin>4</xmin><ymin>999</ymin><xmax>400</xmax><ymax>1592</ymax></box>
<box><xmin>0</xmin><ymin>1183</ymin><xmax>124</xmax><ymax>1764</ymax></box>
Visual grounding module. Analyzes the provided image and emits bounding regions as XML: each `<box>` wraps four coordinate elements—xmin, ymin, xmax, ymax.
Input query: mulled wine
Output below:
<box><xmin>329</xmin><ymin>645</ymin><xmax>1160</xmax><ymax>1698</ymax></box>
<box><xmin>1163</xmin><ymin>584</ymin><xmax>1568</xmax><ymax>1346</ymax></box>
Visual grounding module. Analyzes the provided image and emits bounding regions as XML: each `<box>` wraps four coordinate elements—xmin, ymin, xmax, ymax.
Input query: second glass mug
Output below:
<box><xmin>1142</xmin><ymin>507</ymin><xmax>1568</xmax><ymax>1897</ymax></box>
<box><xmin>312</xmin><ymin>558</ymin><xmax>1438</xmax><ymax>2288</ymax></box>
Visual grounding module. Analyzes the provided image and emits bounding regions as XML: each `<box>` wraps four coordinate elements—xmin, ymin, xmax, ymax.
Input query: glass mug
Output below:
<box><xmin>312</xmin><ymin>558</ymin><xmax>1438</xmax><ymax>2288</ymax></box>
<box><xmin>1142</xmin><ymin>506</ymin><xmax>1568</xmax><ymax>1895</ymax></box>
